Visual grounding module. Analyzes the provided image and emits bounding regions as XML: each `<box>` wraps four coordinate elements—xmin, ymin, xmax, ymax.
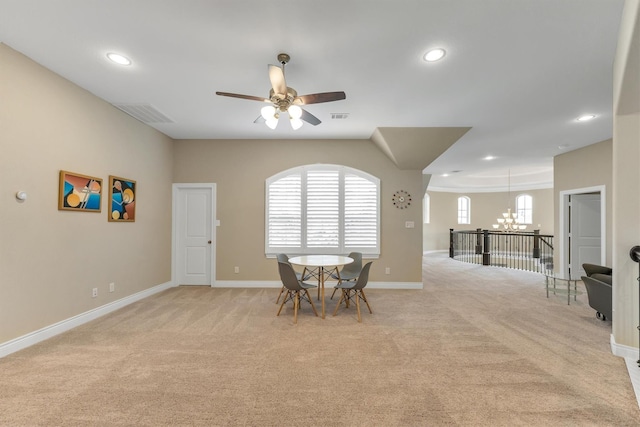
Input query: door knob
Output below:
<box><xmin>208</xmin><ymin>240</ymin><xmax>212</xmax><ymax>244</ymax></box>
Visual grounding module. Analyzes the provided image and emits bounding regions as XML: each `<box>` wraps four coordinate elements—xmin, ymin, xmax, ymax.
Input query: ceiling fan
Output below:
<box><xmin>216</xmin><ymin>53</ymin><xmax>346</xmax><ymax>130</ymax></box>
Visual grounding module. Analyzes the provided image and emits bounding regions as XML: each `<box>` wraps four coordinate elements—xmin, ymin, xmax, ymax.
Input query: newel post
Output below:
<box><xmin>482</xmin><ymin>229</ymin><xmax>490</xmax><ymax>265</ymax></box>
<box><xmin>532</xmin><ymin>229</ymin><xmax>540</xmax><ymax>259</ymax></box>
<box><xmin>449</xmin><ymin>228</ymin><xmax>454</xmax><ymax>258</ymax></box>
<box><xmin>475</xmin><ymin>228</ymin><xmax>482</xmax><ymax>254</ymax></box>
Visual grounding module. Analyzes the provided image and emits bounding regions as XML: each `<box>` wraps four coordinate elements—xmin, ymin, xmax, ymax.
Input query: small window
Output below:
<box><xmin>457</xmin><ymin>196</ymin><xmax>470</xmax><ymax>224</ymax></box>
<box><xmin>516</xmin><ymin>194</ymin><xmax>533</xmax><ymax>224</ymax></box>
<box><xmin>423</xmin><ymin>193</ymin><xmax>430</xmax><ymax>224</ymax></box>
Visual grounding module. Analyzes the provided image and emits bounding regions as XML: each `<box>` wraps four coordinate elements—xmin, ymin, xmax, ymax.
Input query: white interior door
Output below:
<box><xmin>173</xmin><ymin>184</ymin><xmax>216</xmax><ymax>286</ymax></box>
<box><xmin>569</xmin><ymin>193</ymin><xmax>601</xmax><ymax>278</ymax></box>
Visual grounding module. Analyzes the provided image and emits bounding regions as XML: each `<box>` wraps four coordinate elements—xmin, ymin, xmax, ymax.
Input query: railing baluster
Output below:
<box><xmin>450</xmin><ymin>229</ymin><xmax>553</xmax><ymax>275</ymax></box>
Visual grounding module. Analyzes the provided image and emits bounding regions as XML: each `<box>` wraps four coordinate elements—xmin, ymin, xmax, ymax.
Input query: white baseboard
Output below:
<box><xmin>624</xmin><ymin>357</ymin><xmax>640</xmax><ymax>409</ymax></box>
<box><xmin>213</xmin><ymin>280</ymin><xmax>423</xmax><ymax>289</ymax></box>
<box><xmin>612</xmin><ymin>335</ymin><xmax>640</xmax><ymax>408</ymax></box>
<box><xmin>611</xmin><ymin>333</ymin><xmax>640</xmax><ymax>359</ymax></box>
<box><xmin>423</xmin><ymin>249</ymin><xmax>448</xmax><ymax>255</ymax></box>
<box><xmin>0</xmin><ymin>281</ymin><xmax>174</xmax><ymax>359</ymax></box>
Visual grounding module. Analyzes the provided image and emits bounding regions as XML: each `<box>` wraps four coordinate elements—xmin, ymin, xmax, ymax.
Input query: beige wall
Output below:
<box><xmin>612</xmin><ymin>0</ymin><xmax>640</xmax><ymax>349</ymax></box>
<box><xmin>173</xmin><ymin>139</ymin><xmax>424</xmax><ymax>283</ymax></box>
<box><xmin>553</xmin><ymin>139</ymin><xmax>614</xmax><ymax>268</ymax></box>
<box><xmin>424</xmin><ymin>188</ymin><xmax>554</xmax><ymax>252</ymax></box>
<box><xmin>0</xmin><ymin>44</ymin><xmax>175</xmax><ymax>343</ymax></box>
<box><xmin>613</xmin><ymin>113</ymin><xmax>640</xmax><ymax>349</ymax></box>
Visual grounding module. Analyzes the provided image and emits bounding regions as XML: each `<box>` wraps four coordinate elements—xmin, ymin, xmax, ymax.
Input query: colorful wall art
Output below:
<box><xmin>58</xmin><ymin>170</ymin><xmax>102</xmax><ymax>212</ymax></box>
<box><xmin>108</xmin><ymin>175</ymin><xmax>136</xmax><ymax>222</ymax></box>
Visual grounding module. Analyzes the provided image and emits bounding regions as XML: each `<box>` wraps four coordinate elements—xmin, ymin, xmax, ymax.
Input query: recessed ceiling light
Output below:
<box><xmin>484</xmin><ymin>156</ymin><xmax>496</xmax><ymax>161</ymax></box>
<box><xmin>576</xmin><ymin>114</ymin><xmax>596</xmax><ymax>122</ymax></box>
<box><xmin>441</xmin><ymin>173</ymin><xmax>449</xmax><ymax>177</ymax></box>
<box><xmin>107</xmin><ymin>52</ymin><xmax>131</xmax><ymax>66</ymax></box>
<box><xmin>423</xmin><ymin>48</ymin><xmax>446</xmax><ymax>62</ymax></box>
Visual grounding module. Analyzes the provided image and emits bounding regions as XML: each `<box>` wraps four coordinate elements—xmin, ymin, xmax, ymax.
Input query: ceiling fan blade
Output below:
<box><xmin>254</xmin><ymin>116</ymin><xmax>265</xmax><ymax>124</ymax></box>
<box><xmin>215</xmin><ymin>92</ymin><xmax>270</xmax><ymax>103</ymax></box>
<box><xmin>293</xmin><ymin>91</ymin><xmax>346</xmax><ymax>105</ymax></box>
<box><xmin>268</xmin><ymin>65</ymin><xmax>287</xmax><ymax>96</ymax></box>
<box><xmin>300</xmin><ymin>108</ymin><xmax>321</xmax><ymax>126</ymax></box>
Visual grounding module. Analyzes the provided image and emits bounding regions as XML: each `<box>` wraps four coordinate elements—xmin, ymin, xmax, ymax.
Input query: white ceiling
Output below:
<box><xmin>0</xmin><ymin>0</ymin><xmax>625</xmax><ymax>191</ymax></box>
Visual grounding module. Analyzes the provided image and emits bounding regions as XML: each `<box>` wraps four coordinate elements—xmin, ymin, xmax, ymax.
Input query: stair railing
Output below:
<box><xmin>449</xmin><ymin>229</ymin><xmax>554</xmax><ymax>274</ymax></box>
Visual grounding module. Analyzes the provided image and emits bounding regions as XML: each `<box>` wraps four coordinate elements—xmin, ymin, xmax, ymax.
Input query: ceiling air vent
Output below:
<box><xmin>331</xmin><ymin>113</ymin><xmax>350</xmax><ymax>120</ymax></box>
<box><xmin>112</xmin><ymin>103</ymin><xmax>174</xmax><ymax>124</ymax></box>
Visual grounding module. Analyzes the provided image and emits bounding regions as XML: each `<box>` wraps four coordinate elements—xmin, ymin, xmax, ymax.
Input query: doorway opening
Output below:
<box><xmin>559</xmin><ymin>185</ymin><xmax>606</xmax><ymax>279</ymax></box>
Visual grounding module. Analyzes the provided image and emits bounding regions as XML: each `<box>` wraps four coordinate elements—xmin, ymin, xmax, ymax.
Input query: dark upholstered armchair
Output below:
<box><xmin>581</xmin><ymin>263</ymin><xmax>612</xmax><ymax>321</ymax></box>
<box><xmin>583</xmin><ymin>263</ymin><xmax>612</xmax><ymax>278</ymax></box>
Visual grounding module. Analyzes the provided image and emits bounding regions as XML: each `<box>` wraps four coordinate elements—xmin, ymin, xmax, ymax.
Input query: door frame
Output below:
<box><xmin>558</xmin><ymin>185</ymin><xmax>606</xmax><ymax>278</ymax></box>
<box><xmin>172</xmin><ymin>183</ymin><xmax>217</xmax><ymax>287</ymax></box>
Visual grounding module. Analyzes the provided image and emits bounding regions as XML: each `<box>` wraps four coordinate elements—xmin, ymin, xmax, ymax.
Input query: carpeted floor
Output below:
<box><xmin>1</xmin><ymin>252</ymin><xmax>639</xmax><ymax>426</ymax></box>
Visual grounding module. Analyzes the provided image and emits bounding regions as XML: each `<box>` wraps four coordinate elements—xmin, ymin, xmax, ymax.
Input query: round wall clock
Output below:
<box><xmin>392</xmin><ymin>190</ymin><xmax>412</xmax><ymax>209</ymax></box>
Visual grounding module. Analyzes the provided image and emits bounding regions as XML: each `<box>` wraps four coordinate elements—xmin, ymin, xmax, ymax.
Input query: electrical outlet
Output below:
<box><xmin>109</xmin><ymin>282</ymin><xmax>115</xmax><ymax>293</ymax></box>
<box><xmin>92</xmin><ymin>288</ymin><xmax>98</xmax><ymax>298</ymax></box>
<box><xmin>405</xmin><ymin>221</ymin><xmax>415</xmax><ymax>228</ymax></box>
<box><xmin>234</xmin><ymin>266</ymin><xmax>240</xmax><ymax>274</ymax></box>
<box><xmin>385</xmin><ymin>267</ymin><xmax>391</xmax><ymax>275</ymax></box>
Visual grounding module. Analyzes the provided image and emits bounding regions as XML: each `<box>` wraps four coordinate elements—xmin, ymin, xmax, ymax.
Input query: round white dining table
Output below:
<box><xmin>287</xmin><ymin>255</ymin><xmax>353</xmax><ymax>319</ymax></box>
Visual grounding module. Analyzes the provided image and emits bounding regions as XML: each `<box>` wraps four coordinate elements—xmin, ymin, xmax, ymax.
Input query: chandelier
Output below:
<box><xmin>492</xmin><ymin>170</ymin><xmax>526</xmax><ymax>232</ymax></box>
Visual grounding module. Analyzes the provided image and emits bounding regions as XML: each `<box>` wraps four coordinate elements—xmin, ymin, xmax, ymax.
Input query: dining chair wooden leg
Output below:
<box><xmin>276</xmin><ymin>286</ymin><xmax>285</xmax><ymax>304</ymax></box>
<box><xmin>360</xmin><ymin>289</ymin><xmax>373</xmax><ymax>314</ymax></box>
<box><xmin>277</xmin><ymin>290</ymin><xmax>290</xmax><ymax>316</ymax></box>
<box><xmin>333</xmin><ymin>289</ymin><xmax>346</xmax><ymax>316</ymax></box>
<box><xmin>293</xmin><ymin>291</ymin><xmax>300</xmax><ymax>324</ymax></box>
<box><xmin>355</xmin><ymin>291</ymin><xmax>362</xmax><ymax>322</ymax></box>
<box><xmin>305</xmin><ymin>289</ymin><xmax>319</xmax><ymax>317</ymax></box>
<box><xmin>330</xmin><ymin>270</ymin><xmax>342</xmax><ymax>299</ymax></box>
<box><xmin>330</xmin><ymin>276</ymin><xmax>342</xmax><ymax>300</ymax></box>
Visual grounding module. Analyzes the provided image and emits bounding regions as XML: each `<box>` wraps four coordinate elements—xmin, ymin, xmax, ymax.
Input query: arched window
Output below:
<box><xmin>516</xmin><ymin>194</ymin><xmax>533</xmax><ymax>224</ymax></box>
<box><xmin>423</xmin><ymin>193</ymin><xmax>430</xmax><ymax>224</ymax></box>
<box><xmin>457</xmin><ymin>196</ymin><xmax>470</xmax><ymax>224</ymax></box>
<box><xmin>266</xmin><ymin>164</ymin><xmax>380</xmax><ymax>256</ymax></box>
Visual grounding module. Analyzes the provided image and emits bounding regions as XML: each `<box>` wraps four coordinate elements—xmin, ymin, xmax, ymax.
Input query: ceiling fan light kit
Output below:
<box><xmin>288</xmin><ymin>105</ymin><xmax>302</xmax><ymax>119</ymax></box>
<box><xmin>216</xmin><ymin>53</ymin><xmax>345</xmax><ymax>131</ymax></box>
<box><xmin>290</xmin><ymin>118</ymin><xmax>303</xmax><ymax>130</ymax></box>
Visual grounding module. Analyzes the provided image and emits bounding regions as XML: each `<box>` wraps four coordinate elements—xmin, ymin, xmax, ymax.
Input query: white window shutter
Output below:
<box><xmin>306</xmin><ymin>170</ymin><xmax>339</xmax><ymax>248</ymax></box>
<box><xmin>267</xmin><ymin>174</ymin><xmax>301</xmax><ymax>247</ymax></box>
<box><xmin>344</xmin><ymin>174</ymin><xmax>378</xmax><ymax>248</ymax></box>
<box><xmin>266</xmin><ymin>164</ymin><xmax>380</xmax><ymax>256</ymax></box>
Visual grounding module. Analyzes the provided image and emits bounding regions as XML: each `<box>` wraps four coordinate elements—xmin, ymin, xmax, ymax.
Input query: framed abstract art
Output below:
<box><xmin>108</xmin><ymin>175</ymin><xmax>136</xmax><ymax>222</ymax></box>
<box><xmin>58</xmin><ymin>170</ymin><xmax>103</xmax><ymax>212</ymax></box>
